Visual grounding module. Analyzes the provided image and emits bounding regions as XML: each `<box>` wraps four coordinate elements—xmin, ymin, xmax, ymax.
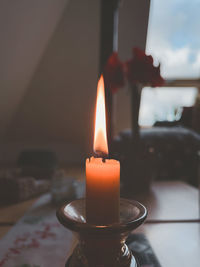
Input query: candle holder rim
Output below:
<box><xmin>56</xmin><ymin>198</ymin><xmax>147</xmax><ymax>234</ymax></box>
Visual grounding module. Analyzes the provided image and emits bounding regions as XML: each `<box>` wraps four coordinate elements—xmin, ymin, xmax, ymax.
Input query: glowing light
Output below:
<box><xmin>93</xmin><ymin>75</ymin><xmax>108</xmax><ymax>156</ymax></box>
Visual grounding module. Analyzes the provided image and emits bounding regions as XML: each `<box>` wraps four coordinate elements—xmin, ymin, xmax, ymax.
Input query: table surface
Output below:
<box><xmin>137</xmin><ymin>181</ymin><xmax>199</xmax><ymax>221</ymax></box>
<box><xmin>0</xmin><ymin>169</ymin><xmax>199</xmax><ymax>267</ymax></box>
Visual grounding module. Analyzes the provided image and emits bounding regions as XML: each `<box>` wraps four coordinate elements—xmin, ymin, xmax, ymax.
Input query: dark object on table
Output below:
<box><xmin>111</xmin><ymin>130</ymin><xmax>157</xmax><ymax>194</ymax></box>
<box><xmin>0</xmin><ymin>169</ymin><xmax>50</xmax><ymax>204</ymax></box>
<box><xmin>179</xmin><ymin>106</ymin><xmax>194</xmax><ymax>128</ymax></box>
<box><xmin>112</xmin><ymin>126</ymin><xmax>200</xmax><ymax>190</ymax></box>
<box><xmin>18</xmin><ymin>150</ymin><xmax>58</xmax><ymax>179</ymax></box>
<box><xmin>154</xmin><ymin>120</ymin><xmax>179</xmax><ymax>127</ymax></box>
<box><xmin>66</xmin><ymin>233</ymin><xmax>161</xmax><ymax>267</ymax></box>
<box><xmin>154</xmin><ymin>106</ymin><xmax>194</xmax><ymax>129</ymax></box>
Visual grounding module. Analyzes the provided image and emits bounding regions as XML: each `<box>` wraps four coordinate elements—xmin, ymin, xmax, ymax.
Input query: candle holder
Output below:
<box><xmin>57</xmin><ymin>198</ymin><xmax>147</xmax><ymax>267</ymax></box>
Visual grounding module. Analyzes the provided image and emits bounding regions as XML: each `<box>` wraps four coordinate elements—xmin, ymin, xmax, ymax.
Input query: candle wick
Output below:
<box><xmin>94</xmin><ymin>150</ymin><xmax>108</xmax><ymax>161</ymax></box>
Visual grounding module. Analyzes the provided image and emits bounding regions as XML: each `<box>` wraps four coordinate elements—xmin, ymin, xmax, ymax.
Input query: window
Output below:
<box><xmin>139</xmin><ymin>0</ymin><xmax>199</xmax><ymax>126</ymax></box>
<box><xmin>139</xmin><ymin>87</ymin><xmax>197</xmax><ymax>126</ymax></box>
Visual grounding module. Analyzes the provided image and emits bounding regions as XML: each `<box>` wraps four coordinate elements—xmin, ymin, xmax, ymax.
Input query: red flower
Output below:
<box><xmin>151</xmin><ymin>64</ymin><xmax>164</xmax><ymax>87</ymax></box>
<box><xmin>104</xmin><ymin>52</ymin><xmax>125</xmax><ymax>93</ymax></box>
<box><xmin>125</xmin><ymin>47</ymin><xmax>164</xmax><ymax>87</ymax></box>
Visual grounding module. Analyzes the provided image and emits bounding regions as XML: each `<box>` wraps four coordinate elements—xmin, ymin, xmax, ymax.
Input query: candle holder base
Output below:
<box><xmin>65</xmin><ymin>245</ymin><xmax>140</xmax><ymax>267</ymax></box>
<box><xmin>57</xmin><ymin>198</ymin><xmax>147</xmax><ymax>267</ymax></box>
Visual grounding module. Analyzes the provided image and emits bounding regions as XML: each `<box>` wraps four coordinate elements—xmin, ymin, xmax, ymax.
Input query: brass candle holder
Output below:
<box><xmin>57</xmin><ymin>198</ymin><xmax>147</xmax><ymax>267</ymax></box>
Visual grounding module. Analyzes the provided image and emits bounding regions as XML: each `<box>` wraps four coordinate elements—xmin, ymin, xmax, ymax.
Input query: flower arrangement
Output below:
<box><xmin>104</xmin><ymin>47</ymin><xmax>164</xmax><ymax>93</ymax></box>
<box><xmin>103</xmin><ymin>47</ymin><xmax>164</xmax><ymax>139</ymax></box>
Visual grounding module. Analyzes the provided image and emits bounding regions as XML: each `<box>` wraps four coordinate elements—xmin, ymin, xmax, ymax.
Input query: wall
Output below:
<box><xmin>1</xmin><ymin>0</ymin><xmax>150</xmax><ymax>164</ymax></box>
<box><xmin>0</xmin><ymin>0</ymin><xmax>69</xmax><ymax>140</ymax></box>
<box><xmin>3</xmin><ymin>0</ymin><xmax>100</xmax><ymax>164</ymax></box>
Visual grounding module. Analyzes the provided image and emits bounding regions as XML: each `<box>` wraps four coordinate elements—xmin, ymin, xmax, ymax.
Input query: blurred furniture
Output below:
<box><xmin>0</xmin><ymin>149</ymin><xmax>57</xmax><ymax>204</ymax></box>
<box><xmin>154</xmin><ymin>105</ymin><xmax>199</xmax><ymax>130</ymax></box>
<box><xmin>0</xmin><ymin>169</ymin><xmax>50</xmax><ymax>204</ymax></box>
<box><xmin>112</xmin><ymin>126</ymin><xmax>200</xmax><ymax>187</ymax></box>
<box><xmin>153</xmin><ymin>105</ymin><xmax>200</xmax><ymax>185</ymax></box>
<box><xmin>18</xmin><ymin>149</ymin><xmax>58</xmax><ymax>179</ymax></box>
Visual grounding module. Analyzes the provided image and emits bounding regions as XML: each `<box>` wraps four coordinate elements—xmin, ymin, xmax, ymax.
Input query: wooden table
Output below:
<box><xmin>0</xmin><ymin>179</ymin><xmax>199</xmax><ymax>267</ymax></box>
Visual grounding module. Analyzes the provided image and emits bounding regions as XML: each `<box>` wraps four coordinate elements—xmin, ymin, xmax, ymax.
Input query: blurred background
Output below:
<box><xmin>0</xmin><ymin>0</ymin><xmax>199</xmax><ymax>197</ymax></box>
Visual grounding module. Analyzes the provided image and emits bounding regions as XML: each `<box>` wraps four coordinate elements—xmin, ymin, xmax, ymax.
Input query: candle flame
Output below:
<box><xmin>93</xmin><ymin>75</ymin><xmax>108</xmax><ymax>156</ymax></box>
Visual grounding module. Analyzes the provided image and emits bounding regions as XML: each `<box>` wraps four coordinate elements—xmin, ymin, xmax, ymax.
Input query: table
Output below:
<box><xmin>138</xmin><ymin>181</ymin><xmax>199</xmax><ymax>221</ymax></box>
<box><xmin>0</xmin><ymin>179</ymin><xmax>199</xmax><ymax>267</ymax></box>
<box><xmin>135</xmin><ymin>223</ymin><xmax>200</xmax><ymax>267</ymax></box>
<box><xmin>0</xmin><ymin>197</ymin><xmax>38</xmax><ymax>228</ymax></box>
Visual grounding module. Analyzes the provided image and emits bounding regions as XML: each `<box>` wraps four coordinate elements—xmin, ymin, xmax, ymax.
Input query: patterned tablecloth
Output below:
<box><xmin>0</xmin><ymin>194</ymin><xmax>75</xmax><ymax>267</ymax></box>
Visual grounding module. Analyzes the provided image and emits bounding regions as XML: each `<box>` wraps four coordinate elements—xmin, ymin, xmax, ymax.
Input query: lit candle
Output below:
<box><xmin>86</xmin><ymin>75</ymin><xmax>120</xmax><ymax>225</ymax></box>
